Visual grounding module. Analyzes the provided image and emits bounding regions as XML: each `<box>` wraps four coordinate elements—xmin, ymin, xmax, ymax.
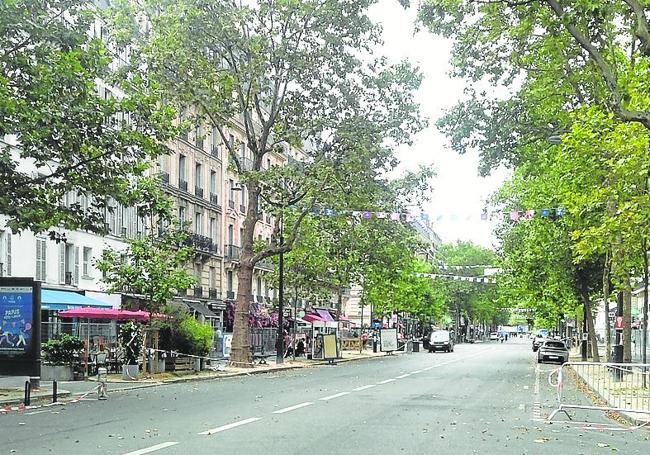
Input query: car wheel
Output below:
<box><xmin>537</xmin><ymin>357</ymin><xmax>542</xmax><ymax>363</ymax></box>
<box><xmin>428</xmin><ymin>349</ymin><xmax>433</xmax><ymax>353</ymax></box>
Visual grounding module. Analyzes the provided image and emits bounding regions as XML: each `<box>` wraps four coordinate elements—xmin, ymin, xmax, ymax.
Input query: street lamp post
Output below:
<box><xmin>276</xmin><ymin>209</ymin><xmax>285</xmax><ymax>365</ymax></box>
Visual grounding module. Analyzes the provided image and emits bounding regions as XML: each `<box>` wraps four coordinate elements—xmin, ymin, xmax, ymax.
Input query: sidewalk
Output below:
<box><xmin>0</xmin><ymin>347</ymin><xmax>405</xmax><ymax>407</ymax></box>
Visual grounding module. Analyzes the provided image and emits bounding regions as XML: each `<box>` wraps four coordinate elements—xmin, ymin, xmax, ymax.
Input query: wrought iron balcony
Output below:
<box><xmin>225</xmin><ymin>244</ymin><xmax>240</xmax><ymax>261</ymax></box>
<box><xmin>210</xmin><ymin>193</ymin><xmax>218</xmax><ymax>204</ymax></box>
<box><xmin>179</xmin><ymin>179</ymin><xmax>188</xmax><ymax>191</ymax></box>
<box><xmin>226</xmin><ymin>290</ymin><xmax>235</xmax><ymax>300</ymax></box>
<box><xmin>160</xmin><ymin>171</ymin><xmax>170</xmax><ymax>184</ymax></box>
<box><xmin>185</xmin><ymin>233</ymin><xmax>217</xmax><ymax>254</ymax></box>
<box><xmin>208</xmin><ymin>288</ymin><xmax>219</xmax><ymax>299</ymax></box>
<box><xmin>193</xmin><ymin>285</ymin><xmax>203</xmax><ymax>298</ymax></box>
<box><xmin>195</xmin><ymin>186</ymin><xmax>204</xmax><ymax>198</ymax></box>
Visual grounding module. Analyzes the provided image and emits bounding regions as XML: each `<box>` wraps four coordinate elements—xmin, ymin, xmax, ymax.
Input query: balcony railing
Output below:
<box><xmin>0</xmin><ymin>262</ymin><xmax>4</xmax><ymax>277</ymax></box>
<box><xmin>185</xmin><ymin>233</ymin><xmax>217</xmax><ymax>254</ymax></box>
<box><xmin>210</xmin><ymin>193</ymin><xmax>218</xmax><ymax>204</ymax></box>
<box><xmin>225</xmin><ymin>244</ymin><xmax>240</xmax><ymax>261</ymax></box>
<box><xmin>226</xmin><ymin>290</ymin><xmax>235</xmax><ymax>300</ymax></box>
<box><xmin>195</xmin><ymin>186</ymin><xmax>204</xmax><ymax>198</ymax></box>
<box><xmin>179</xmin><ymin>179</ymin><xmax>188</xmax><ymax>191</ymax></box>
<box><xmin>193</xmin><ymin>285</ymin><xmax>203</xmax><ymax>298</ymax></box>
<box><xmin>228</xmin><ymin>199</ymin><xmax>235</xmax><ymax>209</ymax></box>
<box><xmin>160</xmin><ymin>171</ymin><xmax>170</xmax><ymax>184</ymax></box>
<box><xmin>208</xmin><ymin>288</ymin><xmax>219</xmax><ymax>299</ymax></box>
<box><xmin>65</xmin><ymin>272</ymin><xmax>73</xmax><ymax>285</ymax></box>
<box><xmin>230</xmin><ymin>155</ymin><xmax>254</xmax><ymax>173</ymax></box>
<box><xmin>211</xmin><ymin>146</ymin><xmax>220</xmax><ymax>159</ymax></box>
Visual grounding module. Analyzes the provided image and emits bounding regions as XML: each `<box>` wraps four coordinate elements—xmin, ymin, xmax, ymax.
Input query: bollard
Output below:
<box><xmin>97</xmin><ymin>367</ymin><xmax>108</xmax><ymax>400</ymax></box>
<box><xmin>373</xmin><ymin>340</ymin><xmax>378</xmax><ymax>353</ymax></box>
<box><xmin>24</xmin><ymin>381</ymin><xmax>31</xmax><ymax>406</ymax></box>
<box><xmin>52</xmin><ymin>380</ymin><xmax>58</xmax><ymax>403</ymax></box>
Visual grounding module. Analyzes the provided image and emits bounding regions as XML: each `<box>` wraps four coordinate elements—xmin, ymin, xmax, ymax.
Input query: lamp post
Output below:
<box><xmin>276</xmin><ymin>205</ymin><xmax>285</xmax><ymax>365</ymax></box>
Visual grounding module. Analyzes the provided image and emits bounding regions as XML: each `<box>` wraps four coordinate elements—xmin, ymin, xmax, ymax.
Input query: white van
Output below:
<box><xmin>429</xmin><ymin>330</ymin><xmax>454</xmax><ymax>353</ymax></box>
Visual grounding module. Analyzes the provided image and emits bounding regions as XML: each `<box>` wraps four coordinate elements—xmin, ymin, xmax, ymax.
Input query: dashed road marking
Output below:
<box><xmin>199</xmin><ymin>417</ymin><xmax>261</xmax><ymax>435</ymax></box>
<box><xmin>121</xmin><ymin>442</ymin><xmax>179</xmax><ymax>455</ymax></box>
<box><xmin>411</xmin><ymin>370</ymin><xmax>423</xmax><ymax>374</ymax></box>
<box><xmin>319</xmin><ymin>392</ymin><xmax>350</xmax><ymax>401</ymax></box>
<box><xmin>353</xmin><ymin>384</ymin><xmax>376</xmax><ymax>391</ymax></box>
<box><xmin>273</xmin><ymin>402</ymin><xmax>314</xmax><ymax>414</ymax></box>
<box><xmin>396</xmin><ymin>373</ymin><xmax>411</xmax><ymax>379</ymax></box>
<box><xmin>377</xmin><ymin>379</ymin><xmax>396</xmax><ymax>384</ymax></box>
<box><xmin>532</xmin><ymin>366</ymin><xmax>542</xmax><ymax>421</ymax></box>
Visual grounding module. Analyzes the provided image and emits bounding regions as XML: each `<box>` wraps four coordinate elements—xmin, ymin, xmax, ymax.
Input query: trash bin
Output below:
<box><xmin>612</xmin><ymin>345</ymin><xmax>624</xmax><ymax>381</ymax></box>
<box><xmin>406</xmin><ymin>340</ymin><xmax>413</xmax><ymax>353</ymax></box>
<box><xmin>412</xmin><ymin>341</ymin><xmax>420</xmax><ymax>352</ymax></box>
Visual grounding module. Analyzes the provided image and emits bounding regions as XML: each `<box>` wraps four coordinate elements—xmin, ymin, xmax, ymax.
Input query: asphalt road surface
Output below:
<box><xmin>2</xmin><ymin>339</ymin><xmax>649</xmax><ymax>454</ymax></box>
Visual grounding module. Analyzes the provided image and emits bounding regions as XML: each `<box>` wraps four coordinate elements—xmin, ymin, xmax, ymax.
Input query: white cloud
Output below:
<box><xmin>369</xmin><ymin>0</ymin><xmax>509</xmax><ymax>249</ymax></box>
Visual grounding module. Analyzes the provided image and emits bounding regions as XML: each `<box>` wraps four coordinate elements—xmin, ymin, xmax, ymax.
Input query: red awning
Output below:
<box><xmin>58</xmin><ymin>307</ymin><xmax>150</xmax><ymax>321</ymax></box>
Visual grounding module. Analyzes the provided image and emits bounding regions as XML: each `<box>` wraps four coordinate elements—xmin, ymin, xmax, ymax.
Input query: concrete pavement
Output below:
<box><xmin>1</xmin><ymin>338</ymin><xmax>649</xmax><ymax>454</ymax></box>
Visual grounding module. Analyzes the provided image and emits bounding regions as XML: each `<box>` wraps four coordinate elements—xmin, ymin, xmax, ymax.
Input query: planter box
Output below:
<box><xmin>122</xmin><ymin>364</ymin><xmax>139</xmax><ymax>380</ymax></box>
<box><xmin>41</xmin><ymin>364</ymin><xmax>74</xmax><ymax>382</ymax></box>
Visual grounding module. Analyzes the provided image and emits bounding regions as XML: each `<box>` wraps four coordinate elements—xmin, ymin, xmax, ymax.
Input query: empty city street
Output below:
<box><xmin>2</xmin><ymin>340</ymin><xmax>648</xmax><ymax>455</ymax></box>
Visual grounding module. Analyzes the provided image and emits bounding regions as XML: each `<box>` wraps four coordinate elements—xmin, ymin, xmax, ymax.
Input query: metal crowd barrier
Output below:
<box><xmin>548</xmin><ymin>361</ymin><xmax>650</xmax><ymax>422</ymax></box>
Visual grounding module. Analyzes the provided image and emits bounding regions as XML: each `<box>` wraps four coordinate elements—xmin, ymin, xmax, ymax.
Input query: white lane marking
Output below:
<box><xmin>423</xmin><ymin>366</ymin><xmax>434</xmax><ymax>371</ymax></box>
<box><xmin>411</xmin><ymin>370</ymin><xmax>423</xmax><ymax>374</ymax></box>
<box><xmin>273</xmin><ymin>402</ymin><xmax>314</xmax><ymax>414</ymax></box>
<box><xmin>353</xmin><ymin>384</ymin><xmax>377</xmax><ymax>392</ymax></box>
<box><xmin>532</xmin><ymin>366</ymin><xmax>542</xmax><ymax>421</ymax></box>
<box><xmin>25</xmin><ymin>410</ymin><xmax>50</xmax><ymax>415</ymax></box>
<box><xmin>199</xmin><ymin>417</ymin><xmax>262</xmax><ymax>435</ymax></box>
<box><xmin>396</xmin><ymin>373</ymin><xmax>411</xmax><ymax>379</ymax></box>
<box><xmin>121</xmin><ymin>442</ymin><xmax>179</xmax><ymax>455</ymax></box>
<box><xmin>377</xmin><ymin>379</ymin><xmax>396</xmax><ymax>384</ymax></box>
<box><xmin>319</xmin><ymin>392</ymin><xmax>350</xmax><ymax>401</ymax></box>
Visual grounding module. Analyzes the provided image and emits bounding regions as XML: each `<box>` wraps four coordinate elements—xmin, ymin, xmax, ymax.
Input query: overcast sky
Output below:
<box><xmin>369</xmin><ymin>1</ymin><xmax>510</xmax><ymax>250</ymax></box>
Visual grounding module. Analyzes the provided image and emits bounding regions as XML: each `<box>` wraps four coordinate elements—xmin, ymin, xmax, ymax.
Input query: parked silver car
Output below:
<box><xmin>537</xmin><ymin>340</ymin><xmax>569</xmax><ymax>364</ymax></box>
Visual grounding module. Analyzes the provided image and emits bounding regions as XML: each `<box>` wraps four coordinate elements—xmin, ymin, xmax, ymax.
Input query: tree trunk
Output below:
<box><xmin>229</xmin><ymin>181</ymin><xmax>261</xmax><ymax>367</ymax></box>
<box><xmin>623</xmin><ymin>286</ymin><xmax>632</xmax><ymax>362</ymax></box>
<box><xmin>582</xmin><ymin>290</ymin><xmax>600</xmax><ymax>362</ymax></box>
<box><xmin>603</xmin><ymin>251</ymin><xmax>612</xmax><ymax>362</ymax></box>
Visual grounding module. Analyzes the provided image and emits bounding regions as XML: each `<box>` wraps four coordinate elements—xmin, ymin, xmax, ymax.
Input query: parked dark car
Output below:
<box><xmin>537</xmin><ymin>340</ymin><xmax>569</xmax><ymax>364</ymax></box>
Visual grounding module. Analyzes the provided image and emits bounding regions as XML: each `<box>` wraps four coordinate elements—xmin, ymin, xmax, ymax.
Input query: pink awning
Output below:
<box><xmin>58</xmin><ymin>307</ymin><xmax>150</xmax><ymax>321</ymax></box>
<box><xmin>302</xmin><ymin>313</ymin><xmax>324</xmax><ymax>323</ymax></box>
<box><xmin>316</xmin><ymin>309</ymin><xmax>335</xmax><ymax>321</ymax></box>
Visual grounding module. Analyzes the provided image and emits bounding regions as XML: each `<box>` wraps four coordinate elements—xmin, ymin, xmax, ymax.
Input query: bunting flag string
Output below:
<box><xmin>436</xmin><ymin>263</ymin><xmax>496</xmax><ymax>271</ymax></box>
<box><xmin>309</xmin><ymin>207</ymin><xmax>565</xmax><ymax>223</ymax></box>
<box><xmin>416</xmin><ymin>273</ymin><xmax>497</xmax><ymax>284</ymax></box>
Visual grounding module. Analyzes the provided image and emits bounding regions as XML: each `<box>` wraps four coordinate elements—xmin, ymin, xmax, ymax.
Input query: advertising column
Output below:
<box><xmin>0</xmin><ymin>278</ymin><xmax>41</xmax><ymax>376</ymax></box>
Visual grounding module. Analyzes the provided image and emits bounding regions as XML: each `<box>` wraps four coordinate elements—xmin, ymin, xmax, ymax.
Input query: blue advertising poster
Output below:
<box><xmin>0</xmin><ymin>286</ymin><xmax>34</xmax><ymax>356</ymax></box>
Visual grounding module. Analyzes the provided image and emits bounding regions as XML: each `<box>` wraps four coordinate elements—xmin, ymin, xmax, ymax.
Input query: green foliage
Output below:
<box><xmin>42</xmin><ymin>333</ymin><xmax>84</xmax><ymax>365</ymax></box>
<box><xmin>0</xmin><ymin>0</ymin><xmax>177</xmax><ymax>234</ymax></box>
<box><xmin>159</xmin><ymin>314</ymin><xmax>213</xmax><ymax>357</ymax></box>
<box><xmin>119</xmin><ymin>321</ymin><xmax>142</xmax><ymax>365</ymax></box>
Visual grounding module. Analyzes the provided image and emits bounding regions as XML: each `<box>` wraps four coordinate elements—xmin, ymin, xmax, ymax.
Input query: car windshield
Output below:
<box><xmin>544</xmin><ymin>341</ymin><xmax>566</xmax><ymax>349</ymax></box>
<box><xmin>431</xmin><ymin>331</ymin><xmax>450</xmax><ymax>341</ymax></box>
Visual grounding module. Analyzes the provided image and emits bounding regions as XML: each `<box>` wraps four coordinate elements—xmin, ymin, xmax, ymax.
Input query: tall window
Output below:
<box><xmin>227</xmin><ymin>224</ymin><xmax>234</xmax><ymax>245</ymax></box>
<box><xmin>256</xmin><ymin>276</ymin><xmax>262</xmax><ymax>296</ymax></box>
<box><xmin>210</xmin><ymin>171</ymin><xmax>217</xmax><ymax>195</ymax></box>
<box><xmin>35</xmin><ymin>238</ymin><xmax>46</xmax><ymax>281</ymax></box>
<box><xmin>178</xmin><ymin>155</ymin><xmax>186</xmax><ymax>183</ymax></box>
<box><xmin>178</xmin><ymin>206</ymin><xmax>186</xmax><ymax>228</ymax></box>
<box><xmin>227</xmin><ymin>271</ymin><xmax>233</xmax><ymax>292</ymax></box>
<box><xmin>195</xmin><ymin>212</ymin><xmax>202</xmax><ymax>235</ymax></box>
<box><xmin>82</xmin><ymin>247</ymin><xmax>92</xmax><ymax>277</ymax></box>
<box><xmin>195</xmin><ymin>163</ymin><xmax>202</xmax><ymax>189</ymax></box>
<box><xmin>195</xmin><ymin>124</ymin><xmax>204</xmax><ymax>150</ymax></box>
<box><xmin>228</xmin><ymin>179</ymin><xmax>235</xmax><ymax>204</ymax></box>
<box><xmin>209</xmin><ymin>217</ymin><xmax>216</xmax><ymax>243</ymax></box>
<box><xmin>209</xmin><ymin>266</ymin><xmax>216</xmax><ymax>289</ymax></box>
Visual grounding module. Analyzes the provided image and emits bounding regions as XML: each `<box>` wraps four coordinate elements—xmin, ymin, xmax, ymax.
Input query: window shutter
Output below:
<box><xmin>41</xmin><ymin>240</ymin><xmax>47</xmax><ymax>281</ymax></box>
<box><xmin>35</xmin><ymin>240</ymin><xmax>41</xmax><ymax>280</ymax></box>
<box><xmin>74</xmin><ymin>246</ymin><xmax>80</xmax><ymax>285</ymax></box>
<box><xmin>6</xmin><ymin>232</ymin><xmax>11</xmax><ymax>276</ymax></box>
<box><xmin>59</xmin><ymin>243</ymin><xmax>66</xmax><ymax>284</ymax></box>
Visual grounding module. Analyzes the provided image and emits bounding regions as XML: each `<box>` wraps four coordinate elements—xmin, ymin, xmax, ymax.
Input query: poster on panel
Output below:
<box><xmin>380</xmin><ymin>328</ymin><xmax>398</xmax><ymax>352</ymax></box>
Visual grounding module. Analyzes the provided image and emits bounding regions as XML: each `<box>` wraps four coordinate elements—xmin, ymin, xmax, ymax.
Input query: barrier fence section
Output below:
<box><xmin>249</xmin><ymin>328</ymin><xmax>276</xmax><ymax>357</ymax></box>
<box><xmin>548</xmin><ymin>361</ymin><xmax>650</xmax><ymax>422</ymax></box>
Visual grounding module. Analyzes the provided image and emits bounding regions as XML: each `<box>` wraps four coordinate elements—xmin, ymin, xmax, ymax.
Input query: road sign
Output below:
<box><xmin>614</xmin><ymin>316</ymin><xmax>624</xmax><ymax>330</ymax></box>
